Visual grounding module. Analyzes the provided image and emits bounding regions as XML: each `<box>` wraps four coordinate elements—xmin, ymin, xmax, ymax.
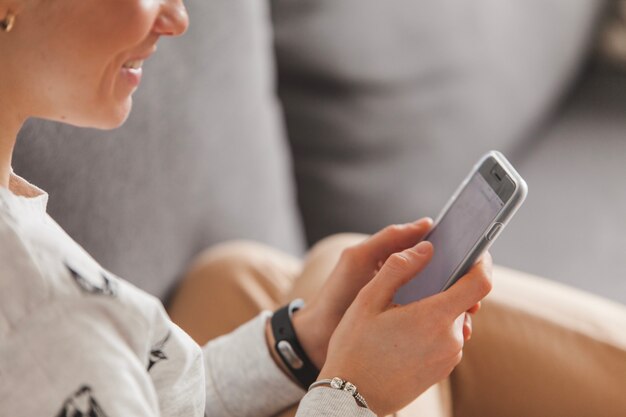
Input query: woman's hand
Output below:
<box><xmin>318</xmin><ymin>241</ymin><xmax>493</xmax><ymax>416</ymax></box>
<box><xmin>291</xmin><ymin>218</ymin><xmax>481</xmax><ymax>369</ymax></box>
<box><xmin>291</xmin><ymin>218</ymin><xmax>434</xmax><ymax>368</ymax></box>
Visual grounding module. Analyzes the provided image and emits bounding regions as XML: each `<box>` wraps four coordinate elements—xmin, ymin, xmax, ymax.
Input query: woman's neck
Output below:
<box><xmin>0</xmin><ymin>110</ymin><xmax>24</xmax><ymax>189</ymax></box>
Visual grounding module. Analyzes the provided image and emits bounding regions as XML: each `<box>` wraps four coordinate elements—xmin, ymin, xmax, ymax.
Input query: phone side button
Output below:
<box><xmin>486</xmin><ymin>222</ymin><xmax>503</xmax><ymax>241</ymax></box>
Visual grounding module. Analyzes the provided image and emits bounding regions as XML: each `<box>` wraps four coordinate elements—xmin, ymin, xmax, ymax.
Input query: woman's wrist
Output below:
<box><xmin>290</xmin><ymin>305</ymin><xmax>331</xmax><ymax>369</ymax></box>
<box><xmin>265</xmin><ymin>301</ymin><xmax>336</xmax><ymax>388</ymax></box>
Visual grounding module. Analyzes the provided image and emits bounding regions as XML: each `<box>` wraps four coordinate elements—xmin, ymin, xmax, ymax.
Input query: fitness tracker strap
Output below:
<box><xmin>271</xmin><ymin>299</ymin><xmax>320</xmax><ymax>389</ymax></box>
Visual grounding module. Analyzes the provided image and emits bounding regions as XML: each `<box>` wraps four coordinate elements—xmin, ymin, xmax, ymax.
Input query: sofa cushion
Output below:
<box><xmin>272</xmin><ymin>0</ymin><xmax>603</xmax><ymax>244</ymax></box>
<box><xmin>14</xmin><ymin>0</ymin><xmax>305</xmax><ymax>299</ymax></box>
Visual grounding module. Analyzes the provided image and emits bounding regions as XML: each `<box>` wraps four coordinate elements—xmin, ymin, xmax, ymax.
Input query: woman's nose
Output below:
<box><xmin>153</xmin><ymin>0</ymin><xmax>189</xmax><ymax>37</ymax></box>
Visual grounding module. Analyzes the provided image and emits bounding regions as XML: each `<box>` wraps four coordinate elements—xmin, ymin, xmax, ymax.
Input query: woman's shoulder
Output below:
<box><xmin>0</xmin><ymin>204</ymin><xmax>53</xmax><ymax>332</ymax></box>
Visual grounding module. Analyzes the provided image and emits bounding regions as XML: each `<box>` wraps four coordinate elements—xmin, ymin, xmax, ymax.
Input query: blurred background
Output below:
<box><xmin>271</xmin><ymin>0</ymin><xmax>626</xmax><ymax>303</ymax></box>
<box><xmin>14</xmin><ymin>0</ymin><xmax>626</xmax><ymax>305</ymax></box>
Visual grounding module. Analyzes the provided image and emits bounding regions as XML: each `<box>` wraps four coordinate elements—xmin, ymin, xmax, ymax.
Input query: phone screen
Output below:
<box><xmin>394</xmin><ymin>172</ymin><xmax>505</xmax><ymax>304</ymax></box>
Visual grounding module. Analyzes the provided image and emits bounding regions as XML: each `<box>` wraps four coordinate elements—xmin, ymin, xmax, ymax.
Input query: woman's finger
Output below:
<box><xmin>361</xmin><ymin>241</ymin><xmax>434</xmax><ymax>311</ymax></box>
<box><xmin>453</xmin><ymin>313</ymin><xmax>466</xmax><ymax>346</ymax></box>
<box><xmin>467</xmin><ymin>302</ymin><xmax>481</xmax><ymax>314</ymax></box>
<box><xmin>439</xmin><ymin>253</ymin><xmax>493</xmax><ymax>319</ymax></box>
<box><xmin>355</xmin><ymin>218</ymin><xmax>432</xmax><ymax>270</ymax></box>
<box><xmin>463</xmin><ymin>313</ymin><xmax>472</xmax><ymax>341</ymax></box>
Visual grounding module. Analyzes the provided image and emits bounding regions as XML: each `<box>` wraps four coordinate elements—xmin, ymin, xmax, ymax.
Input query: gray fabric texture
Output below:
<box><xmin>13</xmin><ymin>0</ymin><xmax>305</xmax><ymax>300</ymax></box>
<box><xmin>271</xmin><ymin>0</ymin><xmax>603</xmax><ymax>245</ymax></box>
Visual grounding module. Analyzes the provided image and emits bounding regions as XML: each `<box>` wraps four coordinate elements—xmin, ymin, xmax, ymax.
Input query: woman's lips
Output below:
<box><xmin>120</xmin><ymin>58</ymin><xmax>148</xmax><ymax>89</ymax></box>
<box><xmin>120</xmin><ymin>66</ymin><xmax>143</xmax><ymax>88</ymax></box>
<box><xmin>120</xmin><ymin>47</ymin><xmax>155</xmax><ymax>90</ymax></box>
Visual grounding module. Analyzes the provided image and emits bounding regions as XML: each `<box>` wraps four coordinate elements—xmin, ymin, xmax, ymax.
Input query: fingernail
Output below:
<box><xmin>413</xmin><ymin>217</ymin><xmax>433</xmax><ymax>226</ymax></box>
<box><xmin>416</xmin><ymin>241</ymin><xmax>431</xmax><ymax>254</ymax></box>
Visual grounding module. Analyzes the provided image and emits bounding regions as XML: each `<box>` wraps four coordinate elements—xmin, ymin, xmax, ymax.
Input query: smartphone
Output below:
<box><xmin>393</xmin><ymin>151</ymin><xmax>528</xmax><ymax>304</ymax></box>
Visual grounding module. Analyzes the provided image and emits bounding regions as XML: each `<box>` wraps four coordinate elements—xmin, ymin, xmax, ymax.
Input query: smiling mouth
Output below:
<box><xmin>122</xmin><ymin>60</ymin><xmax>144</xmax><ymax>70</ymax></box>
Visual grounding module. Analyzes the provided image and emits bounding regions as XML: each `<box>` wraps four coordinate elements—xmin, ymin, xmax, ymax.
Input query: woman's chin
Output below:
<box><xmin>41</xmin><ymin>97</ymin><xmax>133</xmax><ymax>130</ymax></box>
<box><xmin>102</xmin><ymin>99</ymin><xmax>133</xmax><ymax>129</ymax></box>
<box><xmin>83</xmin><ymin>99</ymin><xmax>133</xmax><ymax>130</ymax></box>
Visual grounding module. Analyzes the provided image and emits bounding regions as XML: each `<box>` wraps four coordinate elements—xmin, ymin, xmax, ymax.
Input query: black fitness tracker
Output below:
<box><xmin>270</xmin><ymin>299</ymin><xmax>320</xmax><ymax>389</ymax></box>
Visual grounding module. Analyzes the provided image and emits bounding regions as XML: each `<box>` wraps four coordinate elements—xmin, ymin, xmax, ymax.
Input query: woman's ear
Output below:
<box><xmin>0</xmin><ymin>0</ymin><xmax>24</xmax><ymax>17</ymax></box>
<box><xmin>0</xmin><ymin>4</ymin><xmax>8</xmax><ymax>19</ymax></box>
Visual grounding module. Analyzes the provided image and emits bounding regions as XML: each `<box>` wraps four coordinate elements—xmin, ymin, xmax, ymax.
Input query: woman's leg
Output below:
<box><xmin>450</xmin><ymin>266</ymin><xmax>626</xmax><ymax>417</ymax></box>
<box><xmin>167</xmin><ymin>240</ymin><xmax>302</xmax><ymax>345</ymax></box>
<box><xmin>284</xmin><ymin>234</ymin><xmax>367</xmax><ymax>303</ymax></box>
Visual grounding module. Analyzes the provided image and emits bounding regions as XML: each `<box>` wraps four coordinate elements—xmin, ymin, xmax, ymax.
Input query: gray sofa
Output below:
<box><xmin>14</xmin><ymin>0</ymin><xmax>626</xmax><ymax>305</ymax></box>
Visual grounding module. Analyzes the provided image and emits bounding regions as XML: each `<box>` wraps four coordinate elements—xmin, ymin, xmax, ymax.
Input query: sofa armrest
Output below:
<box><xmin>451</xmin><ymin>266</ymin><xmax>626</xmax><ymax>417</ymax></box>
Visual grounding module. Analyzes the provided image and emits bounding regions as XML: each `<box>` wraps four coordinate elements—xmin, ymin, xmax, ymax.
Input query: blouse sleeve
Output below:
<box><xmin>296</xmin><ymin>388</ymin><xmax>376</xmax><ymax>417</ymax></box>
<box><xmin>203</xmin><ymin>312</ymin><xmax>305</xmax><ymax>416</ymax></box>
<box><xmin>202</xmin><ymin>312</ymin><xmax>376</xmax><ymax>417</ymax></box>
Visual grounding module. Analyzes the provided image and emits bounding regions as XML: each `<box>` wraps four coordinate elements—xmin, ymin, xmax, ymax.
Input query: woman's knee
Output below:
<box><xmin>187</xmin><ymin>240</ymin><xmax>275</xmax><ymax>277</ymax></box>
<box><xmin>183</xmin><ymin>240</ymin><xmax>298</xmax><ymax>289</ymax></box>
<box><xmin>168</xmin><ymin>240</ymin><xmax>301</xmax><ymax>342</ymax></box>
<box><xmin>286</xmin><ymin>234</ymin><xmax>369</xmax><ymax>302</ymax></box>
<box><xmin>193</xmin><ymin>240</ymin><xmax>301</xmax><ymax>298</ymax></box>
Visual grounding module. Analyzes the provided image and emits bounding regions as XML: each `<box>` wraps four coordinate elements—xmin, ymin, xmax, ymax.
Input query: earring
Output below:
<box><xmin>1</xmin><ymin>12</ymin><xmax>15</xmax><ymax>32</ymax></box>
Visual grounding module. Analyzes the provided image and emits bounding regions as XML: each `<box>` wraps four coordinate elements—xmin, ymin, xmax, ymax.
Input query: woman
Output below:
<box><xmin>0</xmin><ymin>0</ymin><xmax>492</xmax><ymax>416</ymax></box>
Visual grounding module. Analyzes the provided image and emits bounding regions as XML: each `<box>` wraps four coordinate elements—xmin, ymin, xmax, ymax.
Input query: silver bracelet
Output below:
<box><xmin>308</xmin><ymin>377</ymin><xmax>369</xmax><ymax>409</ymax></box>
